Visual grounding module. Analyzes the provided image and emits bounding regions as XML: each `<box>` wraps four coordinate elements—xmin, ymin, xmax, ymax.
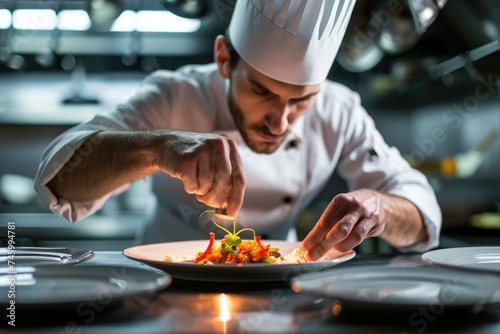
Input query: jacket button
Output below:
<box><xmin>286</xmin><ymin>140</ymin><xmax>298</xmax><ymax>150</ymax></box>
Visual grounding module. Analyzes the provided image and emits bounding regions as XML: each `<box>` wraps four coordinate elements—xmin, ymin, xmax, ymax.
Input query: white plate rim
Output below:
<box><xmin>123</xmin><ymin>240</ymin><xmax>356</xmax><ymax>283</ymax></box>
<box><xmin>421</xmin><ymin>246</ymin><xmax>500</xmax><ymax>273</ymax></box>
<box><xmin>290</xmin><ymin>265</ymin><xmax>500</xmax><ymax>308</ymax></box>
<box><xmin>0</xmin><ymin>264</ymin><xmax>171</xmax><ymax>307</ymax></box>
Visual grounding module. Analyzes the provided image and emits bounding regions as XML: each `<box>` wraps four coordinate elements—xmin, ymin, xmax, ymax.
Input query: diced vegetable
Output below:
<box><xmin>194</xmin><ymin>232</ymin><xmax>215</xmax><ymax>263</ymax></box>
<box><xmin>192</xmin><ymin>210</ymin><xmax>279</xmax><ymax>265</ymax></box>
<box><xmin>255</xmin><ymin>235</ymin><xmax>271</xmax><ymax>252</ymax></box>
<box><xmin>260</xmin><ymin>258</ymin><xmax>274</xmax><ymax>264</ymax></box>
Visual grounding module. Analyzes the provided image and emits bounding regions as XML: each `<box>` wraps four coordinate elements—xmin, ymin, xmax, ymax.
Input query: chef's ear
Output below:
<box><xmin>214</xmin><ymin>35</ymin><xmax>230</xmax><ymax>79</ymax></box>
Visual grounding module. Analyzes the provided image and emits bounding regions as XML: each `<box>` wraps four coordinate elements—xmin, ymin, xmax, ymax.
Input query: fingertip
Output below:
<box><xmin>301</xmin><ymin>240</ymin><xmax>312</xmax><ymax>251</ymax></box>
<box><xmin>225</xmin><ymin>206</ymin><xmax>239</xmax><ymax>219</ymax></box>
<box><xmin>306</xmin><ymin>250</ymin><xmax>319</xmax><ymax>262</ymax></box>
<box><xmin>214</xmin><ymin>213</ymin><xmax>234</xmax><ymax>220</ymax></box>
<box><xmin>227</xmin><ymin>193</ymin><xmax>244</xmax><ymax>218</ymax></box>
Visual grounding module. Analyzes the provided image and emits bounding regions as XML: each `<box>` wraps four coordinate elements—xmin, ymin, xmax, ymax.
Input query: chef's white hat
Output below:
<box><xmin>228</xmin><ymin>0</ymin><xmax>356</xmax><ymax>85</ymax></box>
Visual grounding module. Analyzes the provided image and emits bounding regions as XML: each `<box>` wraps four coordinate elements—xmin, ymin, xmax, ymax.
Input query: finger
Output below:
<box><xmin>301</xmin><ymin>213</ymin><xmax>333</xmax><ymax>252</ymax></box>
<box><xmin>196</xmin><ymin>140</ymin><xmax>233</xmax><ymax>207</ymax></box>
<box><xmin>301</xmin><ymin>200</ymin><xmax>345</xmax><ymax>251</ymax></box>
<box><xmin>195</xmin><ymin>157</ymin><xmax>214</xmax><ymax>196</ymax></box>
<box><xmin>170</xmin><ymin>147</ymin><xmax>204</xmax><ymax>195</ymax></box>
<box><xmin>333</xmin><ymin>217</ymin><xmax>377</xmax><ymax>252</ymax></box>
<box><xmin>180</xmin><ymin>161</ymin><xmax>200</xmax><ymax>194</ymax></box>
<box><xmin>306</xmin><ymin>214</ymin><xmax>358</xmax><ymax>261</ymax></box>
<box><xmin>183</xmin><ymin>152</ymin><xmax>214</xmax><ymax>195</ymax></box>
<box><xmin>225</xmin><ymin>140</ymin><xmax>245</xmax><ymax>217</ymax></box>
<box><xmin>195</xmin><ymin>177</ymin><xmax>231</xmax><ymax>208</ymax></box>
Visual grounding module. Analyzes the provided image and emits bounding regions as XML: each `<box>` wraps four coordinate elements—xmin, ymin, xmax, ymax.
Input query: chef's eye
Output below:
<box><xmin>291</xmin><ymin>96</ymin><xmax>311</xmax><ymax>105</ymax></box>
<box><xmin>252</xmin><ymin>88</ymin><xmax>268</xmax><ymax>96</ymax></box>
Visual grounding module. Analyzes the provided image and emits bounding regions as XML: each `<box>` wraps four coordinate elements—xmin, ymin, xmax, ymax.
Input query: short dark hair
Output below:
<box><xmin>225</xmin><ymin>29</ymin><xmax>240</xmax><ymax>71</ymax></box>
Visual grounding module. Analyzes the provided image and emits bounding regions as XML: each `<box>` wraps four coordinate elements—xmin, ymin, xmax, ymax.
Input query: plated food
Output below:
<box><xmin>164</xmin><ymin>210</ymin><xmax>308</xmax><ymax>265</ymax></box>
<box><xmin>123</xmin><ymin>210</ymin><xmax>356</xmax><ymax>282</ymax></box>
<box><xmin>123</xmin><ymin>240</ymin><xmax>355</xmax><ymax>283</ymax></box>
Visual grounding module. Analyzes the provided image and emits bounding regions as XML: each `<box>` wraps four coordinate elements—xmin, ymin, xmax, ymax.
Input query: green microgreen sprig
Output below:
<box><xmin>200</xmin><ymin>209</ymin><xmax>256</xmax><ymax>251</ymax></box>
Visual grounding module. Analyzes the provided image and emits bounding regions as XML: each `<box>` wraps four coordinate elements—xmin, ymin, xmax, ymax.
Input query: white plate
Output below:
<box><xmin>291</xmin><ymin>265</ymin><xmax>500</xmax><ymax>312</ymax></box>
<box><xmin>0</xmin><ymin>247</ymin><xmax>94</xmax><ymax>265</ymax></box>
<box><xmin>0</xmin><ymin>264</ymin><xmax>171</xmax><ymax>309</ymax></box>
<box><xmin>422</xmin><ymin>247</ymin><xmax>500</xmax><ymax>273</ymax></box>
<box><xmin>123</xmin><ymin>240</ymin><xmax>355</xmax><ymax>283</ymax></box>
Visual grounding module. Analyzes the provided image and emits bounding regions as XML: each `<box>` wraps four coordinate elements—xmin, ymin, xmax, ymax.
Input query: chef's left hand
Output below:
<box><xmin>301</xmin><ymin>189</ymin><xmax>386</xmax><ymax>261</ymax></box>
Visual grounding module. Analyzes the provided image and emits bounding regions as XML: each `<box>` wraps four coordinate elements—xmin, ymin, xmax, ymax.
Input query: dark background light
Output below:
<box><xmin>162</xmin><ymin>0</ymin><xmax>208</xmax><ymax>19</ymax></box>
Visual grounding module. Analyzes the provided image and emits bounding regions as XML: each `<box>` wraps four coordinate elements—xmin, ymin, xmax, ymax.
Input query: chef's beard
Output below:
<box><xmin>227</xmin><ymin>84</ymin><xmax>288</xmax><ymax>154</ymax></box>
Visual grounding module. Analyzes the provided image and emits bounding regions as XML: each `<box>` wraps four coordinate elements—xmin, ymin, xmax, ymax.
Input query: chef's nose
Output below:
<box><xmin>265</xmin><ymin>104</ymin><xmax>290</xmax><ymax>135</ymax></box>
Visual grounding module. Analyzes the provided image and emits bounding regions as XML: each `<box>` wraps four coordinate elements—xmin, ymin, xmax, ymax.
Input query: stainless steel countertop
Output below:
<box><xmin>2</xmin><ymin>251</ymin><xmax>499</xmax><ymax>334</ymax></box>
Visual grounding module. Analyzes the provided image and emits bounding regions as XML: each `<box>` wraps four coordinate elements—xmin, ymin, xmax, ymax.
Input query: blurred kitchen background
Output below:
<box><xmin>0</xmin><ymin>0</ymin><xmax>499</xmax><ymax>252</ymax></box>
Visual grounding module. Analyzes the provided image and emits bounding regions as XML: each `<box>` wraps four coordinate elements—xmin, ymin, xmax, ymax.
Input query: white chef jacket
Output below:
<box><xmin>34</xmin><ymin>63</ymin><xmax>442</xmax><ymax>251</ymax></box>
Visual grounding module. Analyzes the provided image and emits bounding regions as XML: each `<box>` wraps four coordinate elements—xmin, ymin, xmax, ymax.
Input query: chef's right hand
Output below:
<box><xmin>157</xmin><ymin>130</ymin><xmax>245</xmax><ymax>217</ymax></box>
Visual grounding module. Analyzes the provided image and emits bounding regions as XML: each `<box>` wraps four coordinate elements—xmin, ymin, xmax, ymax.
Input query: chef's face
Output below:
<box><xmin>217</xmin><ymin>37</ymin><xmax>320</xmax><ymax>154</ymax></box>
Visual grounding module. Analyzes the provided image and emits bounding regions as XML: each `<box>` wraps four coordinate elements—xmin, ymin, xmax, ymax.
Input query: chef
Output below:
<box><xmin>34</xmin><ymin>0</ymin><xmax>442</xmax><ymax>260</ymax></box>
